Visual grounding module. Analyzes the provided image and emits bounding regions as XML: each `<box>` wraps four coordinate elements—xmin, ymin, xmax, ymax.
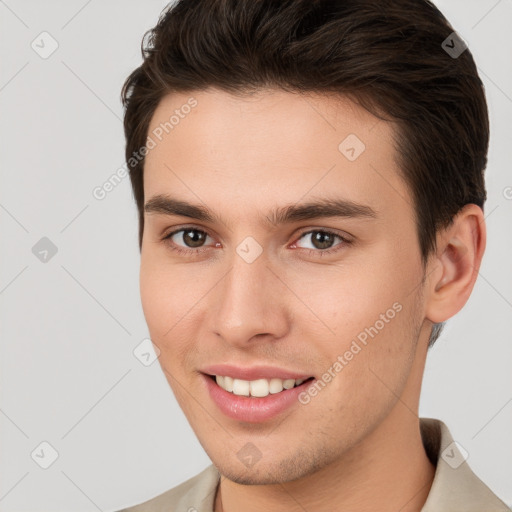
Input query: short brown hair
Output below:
<box><xmin>121</xmin><ymin>0</ymin><xmax>489</xmax><ymax>346</ymax></box>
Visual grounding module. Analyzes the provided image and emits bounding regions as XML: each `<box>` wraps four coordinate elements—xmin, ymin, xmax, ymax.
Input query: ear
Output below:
<box><xmin>424</xmin><ymin>204</ymin><xmax>486</xmax><ymax>324</ymax></box>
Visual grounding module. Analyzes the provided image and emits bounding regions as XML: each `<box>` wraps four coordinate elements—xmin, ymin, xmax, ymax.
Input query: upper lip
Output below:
<box><xmin>200</xmin><ymin>364</ymin><xmax>313</xmax><ymax>381</ymax></box>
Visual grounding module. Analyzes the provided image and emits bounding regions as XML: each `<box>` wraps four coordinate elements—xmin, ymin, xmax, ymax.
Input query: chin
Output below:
<box><xmin>212</xmin><ymin>449</ymin><xmax>328</xmax><ymax>486</ymax></box>
<box><xmin>216</xmin><ymin>465</ymin><xmax>300</xmax><ymax>486</ymax></box>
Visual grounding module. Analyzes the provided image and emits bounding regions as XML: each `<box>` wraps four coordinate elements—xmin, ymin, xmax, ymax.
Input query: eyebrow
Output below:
<box><xmin>144</xmin><ymin>194</ymin><xmax>377</xmax><ymax>227</ymax></box>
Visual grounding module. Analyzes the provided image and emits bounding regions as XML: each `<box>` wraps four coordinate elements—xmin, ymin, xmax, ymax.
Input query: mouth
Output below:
<box><xmin>206</xmin><ymin>374</ymin><xmax>315</xmax><ymax>398</ymax></box>
<box><xmin>201</xmin><ymin>372</ymin><xmax>317</xmax><ymax>423</ymax></box>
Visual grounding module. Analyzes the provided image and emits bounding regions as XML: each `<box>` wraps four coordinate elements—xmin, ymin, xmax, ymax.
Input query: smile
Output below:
<box><xmin>202</xmin><ymin>373</ymin><xmax>316</xmax><ymax>423</ymax></box>
<box><xmin>213</xmin><ymin>375</ymin><xmax>313</xmax><ymax>397</ymax></box>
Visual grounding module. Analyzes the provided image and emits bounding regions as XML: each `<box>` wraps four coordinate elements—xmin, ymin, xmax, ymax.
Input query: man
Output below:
<box><xmin>118</xmin><ymin>0</ymin><xmax>510</xmax><ymax>510</ymax></box>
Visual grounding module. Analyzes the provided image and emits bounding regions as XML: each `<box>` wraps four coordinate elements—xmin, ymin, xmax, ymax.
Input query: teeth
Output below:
<box><xmin>283</xmin><ymin>379</ymin><xmax>295</xmax><ymax>389</ymax></box>
<box><xmin>223</xmin><ymin>375</ymin><xmax>234</xmax><ymax>392</ymax></box>
<box><xmin>214</xmin><ymin>375</ymin><xmax>309</xmax><ymax>397</ymax></box>
<box><xmin>232</xmin><ymin>378</ymin><xmax>250</xmax><ymax>396</ymax></box>
<box><xmin>249</xmin><ymin>379</ymin><xmax>268</xmax><ymax>397</ymax></box>
<box><xmin>269</xmin><ymin>378</ymin><xmax>284</xmax><ymax>394</ymax></box>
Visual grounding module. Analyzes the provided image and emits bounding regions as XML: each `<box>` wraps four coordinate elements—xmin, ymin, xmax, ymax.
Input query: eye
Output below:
<box><xmin>162</xmin><ymin>227</ymin><xmax>215</xmax><ymax>255</ymax></box>
<box><xmin>292</xmin><ymin>229</ymin><xmax>350</xmax><ymax>255</ymax></box>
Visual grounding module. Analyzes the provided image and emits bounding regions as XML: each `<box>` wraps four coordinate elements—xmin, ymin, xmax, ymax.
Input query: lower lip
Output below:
<box><xmin>202</xmin><ymin>374</ymin><xmax>314</xmax><ymax>423</ymax></box>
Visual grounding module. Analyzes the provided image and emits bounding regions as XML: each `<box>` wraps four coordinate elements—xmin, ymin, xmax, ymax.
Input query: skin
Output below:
<box><xmin>140</xmin><ymin>87</ymin><xmax>486</xmax><ymax>512</ymax></box>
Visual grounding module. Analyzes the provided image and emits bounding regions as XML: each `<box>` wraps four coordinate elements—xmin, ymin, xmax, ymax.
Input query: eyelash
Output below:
<box><xmin>161</xmin><ymin>226</ymin><xmax>352</xmax><ymax>258</ymax></box>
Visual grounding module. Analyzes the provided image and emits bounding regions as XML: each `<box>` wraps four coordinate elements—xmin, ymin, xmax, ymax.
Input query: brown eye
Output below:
<box><xmin>180</xmin><ymin>229</ymin><xmax>208</xmax><ymax>248</ymax></box>
<box><xmin>310</xmin><ymin>231</ymin><xmax>337</xmax><ymax>250</ymax></box>
<box><xmin>295</xmin><ymin>229</ymin><xmax>346</xmax><ymax>252</ymax></box>
<box><xmin>162</xmin><ymin>227</ymin><xmax>214</xmax><ymax>253</ymax></box>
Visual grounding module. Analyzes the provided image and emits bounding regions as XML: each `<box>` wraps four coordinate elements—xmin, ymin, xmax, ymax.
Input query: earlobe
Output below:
<box><xmin>425</xmin><ymin>204</ymin><xmax>486</xmax><ymax>323</ymax></box>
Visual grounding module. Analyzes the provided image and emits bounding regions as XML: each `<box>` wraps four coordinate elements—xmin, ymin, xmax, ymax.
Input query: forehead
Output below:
<box><xmin>143</xmin><ymin>87</ymin><xmax>411</xmax><ymax>225</ymax></box>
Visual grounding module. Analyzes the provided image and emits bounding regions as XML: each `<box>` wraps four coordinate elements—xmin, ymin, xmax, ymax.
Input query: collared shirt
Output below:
<box><xmin>119</xmin><ymin>417</ymin><xmax>510</xmax><ymax>511</ymax></box>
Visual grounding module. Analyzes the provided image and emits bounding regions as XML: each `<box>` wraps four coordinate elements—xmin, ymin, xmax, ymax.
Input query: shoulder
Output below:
<box><xmin>420</xmin><ymin>417</ymin><xmax>510</xmax><ymax>511</ymax></box>
<box><xmin>117</xmin><ymin>464</ymin><xmax>221</xmax><ymax>512</ymax></box>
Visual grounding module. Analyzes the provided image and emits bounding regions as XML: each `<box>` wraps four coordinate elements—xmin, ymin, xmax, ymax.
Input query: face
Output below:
<box><xmin>140</xmin><ymin>87</ymin><xmax>429</xmax><ymax>484</ymax></box>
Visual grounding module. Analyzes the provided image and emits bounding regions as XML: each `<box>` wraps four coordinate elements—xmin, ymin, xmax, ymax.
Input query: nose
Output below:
<box><xmin>211</xmin><ymin>249</ymin><xmax>290</xmax><ymax>347</ymax></box>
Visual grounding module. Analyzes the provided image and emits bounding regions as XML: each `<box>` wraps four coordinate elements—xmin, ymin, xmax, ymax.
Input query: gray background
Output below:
<box><xmin>0</xmin><ymin>0</ymin><xmax>511</xmax><ymax>510</ymax></box>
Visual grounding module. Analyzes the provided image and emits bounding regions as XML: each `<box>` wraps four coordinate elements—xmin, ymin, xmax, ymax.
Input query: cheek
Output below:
<box><xmin>140</xmin><ymin>259</ymin><xmax>172</xmax><ymax>338</ymax></box>
<box><xmin>290</xmin><ymin>254</ymin><xmax>418</xmax><ymax>342</ymax></box>
<box><xmin>139</xmin><ymin>259</ymin><xmax>205</xmax><ymax>408</ymax></box>
<box><xmin>295</xmin><ymin>246</ymin><xmax>423</xmax><ymax>395</ymax></box>
<box><xmin>139</xmin><ymin>254</ymin><xmax>199</xmax><ymax>351</ymax></box>
<box><xmin>298</xmin><ymin>289</ymin><xmax>421</xmax><ymax>439</ymax></box>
